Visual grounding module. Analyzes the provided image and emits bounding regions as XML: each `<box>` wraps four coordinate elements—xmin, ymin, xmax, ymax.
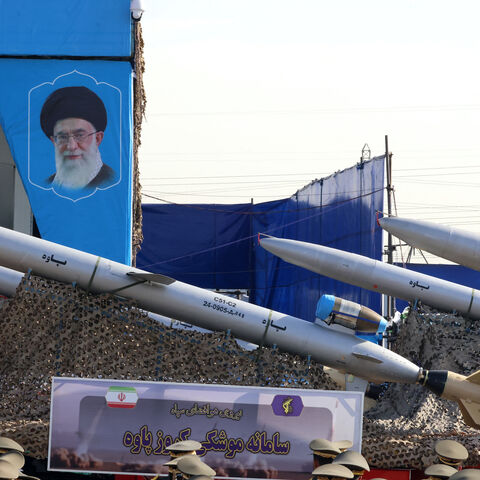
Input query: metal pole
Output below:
<box><xmin>385</xmin><ymin>135</ymin><xmax>395</xmax><ymax>319</ymax></box>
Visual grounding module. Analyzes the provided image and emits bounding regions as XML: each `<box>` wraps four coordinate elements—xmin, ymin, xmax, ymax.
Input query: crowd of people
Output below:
<box><xmin>307</xmin><ymin>438</ymin><xmax>478</xmax><ymax>480</ymax></box>
<box><xmin>145</xmin><ymin>437</ymin><xmax>480</xmax><ymax>480</ymax></box>
<box><xmin>0</xmin><ymin>435</ymin><xmax>478</xmax><ymax>480</ymax></box>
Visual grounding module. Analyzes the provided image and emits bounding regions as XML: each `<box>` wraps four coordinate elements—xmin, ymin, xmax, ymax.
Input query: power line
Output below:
<box><xmin>140</xmin><ymin>165</ymin><xmax>480</xmax><ymax>182</ymax></box>
<box><xmin>145</xmin><ymin>104</ymin><xmax>480</xmax><ymax>116</ymax></box>
<box><xmin>141</xmin><ymin>172</ymin><xmax>332</xmax><ymax>180</ymax></box>
<box><xmin>142</xmin><ymin>179</ymin><xmax>317</xmax><ymax>187</ymax></box>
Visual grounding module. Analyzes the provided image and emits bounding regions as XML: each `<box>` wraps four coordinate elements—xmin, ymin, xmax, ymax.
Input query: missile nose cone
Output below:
<box><xmin>377</xmin><ymin>216</ymin><xmax>387</xmax><ymax>227</ymax></box>
<box><xmin>377</xmin><ymin>215</ymin><xmax>395</xmax><ymax>232</ymax></box>
<box><xmin>377</xmin><ymin>216</ymin><xmax>420</xmax><ymax>245</ymax></box>
<box><xmin>259</xmin><ymin>237</ymin><xmax>313</xmax><ymax>271</ymax></box>
<box><xmin>259</xmin><ymin>237</ymin><xmax>292</xmax><ymax>259</ymax></box>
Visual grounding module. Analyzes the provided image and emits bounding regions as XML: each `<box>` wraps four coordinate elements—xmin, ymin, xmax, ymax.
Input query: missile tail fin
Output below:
<box><xmin>458</xmin><ymin>398</ymin><xmax>480</xmax><ymax>429</ymax></box>
<box><xmin>457</xmin><ymin>369</ymin><xmax>480</xmax><ymax>429</ymax></box>
<box><xmin>466</xmin><ymin>369</ymin><xmax>480</xmax><ymax>385</ymax></box>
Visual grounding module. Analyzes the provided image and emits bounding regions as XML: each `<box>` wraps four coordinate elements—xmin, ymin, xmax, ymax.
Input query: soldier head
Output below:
<box><xmin>0</xmin><ymin>459</ymin><xmax>20</xmax><ymax>480</ymax></box>
<box><xmin>166</xmin><ymin>440</ymin><xmax>202</xmax><ymax>459</ymax></box>
<box><xmin>311</xmin><ymin>463</ymin><xmax>354</xmax><ymax>480</ymax></box>
<box><xmin>0</xmin><ymin>452</ymin><xmax>24</xmax><ymax>471</ymax></box>
<box><xmin>176</xmin><ymin>455</ymin><xmax>216</xmax><ymax>480</ymax></box>
<box><xmin>449</xmin><ymin>470</ymin><xmax>480</xmax><ymax>480</ymax></box>
<box><xmin>424</xmin><ymin>463</ymin><xmax>458</xmax><ymax>480</ymax></box>
<box><xmin>333</xmin><ymin>440</ymin><xmax>353</xmax><ymax>453</ymax></box>
<box><xmin>434</xmin><ymin>440</ymin><xmax>468</xmax><ymax>468</ymax></box>
<box><xmin>164</xmin><ymin>457</ymin><xmax>181</xmax><ymax>480</ymax></box>
<box><xmin>332</xmin><ymin>450</ymin><xmax>370</xmax><ymax>480</ymax></box>
<box><xmin>309</xmin><ymin>439</ymin><xmax>341</xmax><ymax>468</ymax></box>
<box><xmin>0</xmin><ymin>438</ymin><xmax>24</xmax><ymax>455</ymax></box>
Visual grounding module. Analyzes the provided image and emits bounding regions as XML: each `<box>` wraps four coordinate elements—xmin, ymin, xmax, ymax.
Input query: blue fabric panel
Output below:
<box><xmin>137</xmin><ymin>157</ymin><xmax>384</xmax><ymax>320</ymax></box>
<box><xmin>394</xmin><ymin>264</ymin><xmax>480</xmax><ymax>313</ymax></box>
<box><xmin>251</xmin><ymin>157</ymin><xmax>385</xmax><ymax>320</ymax></box>
<box><xmin>0</xmin><ymin>59</ymin><xmax>133</xmax><ymax>264</ymax></box>
<box><xmin>137</xmin><ymin>203</ymin><xmax>252</xmax><ymax>289</ymax></box>
<box><xmin>0</xmin><ymin>0</ymin><xmax>131</xmax><ymax>57</ymax></box>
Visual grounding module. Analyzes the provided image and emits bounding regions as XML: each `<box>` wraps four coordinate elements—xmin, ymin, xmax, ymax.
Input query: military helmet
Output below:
<box><xmin>309</xmin><ymin>439</ymin><xmax>341</xmax><ymax>457</ymax></box>
<box><xmin>449</xmin><ymin>470</ymin><xmax>480</xmax><ymax>480</ymax></box>
<box><xmin>176</xmin><ymin>456</ymin><xmax>216</xmax><ymax>477</ymax></box>
<box><xmin>312</xmin><ymin>463</ymin><xmax>355</xmax><ymax>479</ymax></box>
<box><xmin>0</xmin><ymin>438</ymin><xmax>24</xmax><ymax>454</ymax></box>
<box><xmin>424</xmin><ymin>463</ymin><xmax>458</xmax><ymax>479</ymax></box>
<box><xmin>333</xmin><ymin>450</ymin><xmax>370</xmax><ymax>473</ymax></box>
<box><xmin>434</xmin><ymin>440</ymin><xmax>468</xmax><ymax>466</ymax></box>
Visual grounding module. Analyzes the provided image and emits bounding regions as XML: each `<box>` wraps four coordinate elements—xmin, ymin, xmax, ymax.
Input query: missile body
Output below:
<box><xmin>0</xmin><ymin>226</ymin><xmax>420</xmax><ymax>384</ymax></box>
<box><xmin>1</xmin><ymin>227</ymin><xmax>480</xmax><ymax>428</ymax></box>
<box><xmin>260</xmin><ymin>235</ymin><xmax>480</xmax><ymax>428</ymax></box>
<box><xmin>259</xmin><ymin>236</ymin><xmax>480</xmax><ymax>320</ymax></box>
<box><xmin>0</xmin><ymin>266</ymin><xmax>24</xmax><ymax>297</ymax></box>
<box><xmin>0</xmin><ymin>263</ymin><xmax>260</xmax><ymax>349</ymax></box>
<box><xmin>379</xmin><ymin>216</ymin><xmax>480</xmax><ymax>271</ymax></box>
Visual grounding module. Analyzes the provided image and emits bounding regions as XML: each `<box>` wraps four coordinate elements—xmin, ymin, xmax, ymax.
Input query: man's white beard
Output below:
<box><xmin>53</xmin><ymin>141</ymin><xmax>103</xmax><ymax>190</ymax></box>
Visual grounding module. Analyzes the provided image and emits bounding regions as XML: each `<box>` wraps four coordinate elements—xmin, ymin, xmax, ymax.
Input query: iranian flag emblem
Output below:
<box><xmin>105</xmin><ymin>386</ymin><xmax>138</xmax><ymax>409</ymax></box>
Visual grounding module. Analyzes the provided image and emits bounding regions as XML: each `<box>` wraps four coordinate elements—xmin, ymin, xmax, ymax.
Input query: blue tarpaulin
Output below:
<box><xmin>139</xmin><ymin>203</ymin><xmax>252</xmax><ymax>288</ymax></box>
<box><xmin>137</xmin><ymin>156</ymin><xmax>385</xmax><ymax>321</ymax></box>
<box><xmin>0</xmin><ymin>0</ymin><xmax>131</xmax><ymax>57</ymax></box>
<box><xmin>251</xmin><ymin>156</ymin><xmax>385</xmax><ymax>320</ymax></box>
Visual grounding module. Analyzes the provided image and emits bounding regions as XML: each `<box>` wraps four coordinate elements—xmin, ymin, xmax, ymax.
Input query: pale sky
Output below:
<box><xmin>138</xmin><ymin>1</ymin><xmax>480</xmax><ymax>261</ymax></box>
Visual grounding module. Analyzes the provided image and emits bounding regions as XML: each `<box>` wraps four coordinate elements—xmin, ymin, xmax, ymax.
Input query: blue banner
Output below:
<box><xmin>0</xmin><ymin>59</ymin><xmax>133</xmax><ymax>264</ymax></box>
<box><xmin>0</xmin><ymin>0</ymin><xmax>131</xmax><ymax>57</ymax></box>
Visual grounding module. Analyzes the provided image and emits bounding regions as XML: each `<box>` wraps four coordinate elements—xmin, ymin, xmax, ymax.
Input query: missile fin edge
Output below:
<box><xmin>466</xmin><ymin>369</ymin><xmax>480</xmax><ymax>385</ymax></box>
<box><xmin>457</xmin><ymin>399</ymin><xmax>480</xmax><ymax>430</ymax></box>
<box><xmin>351</xmin><ymin>351</ymin><xmax>383</xmax><ymax>364</ymax></box>
<box><xmin>127</xmin><ymin>272</ymin><xmax>176</xmax><ymax>285</ymax></box>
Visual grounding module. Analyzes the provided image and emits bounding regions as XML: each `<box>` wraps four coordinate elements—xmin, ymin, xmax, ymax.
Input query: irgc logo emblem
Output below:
<box><xmin>271</xmin><ymin>395</ymin><xmax>303</xmax><ymax>417</ymax></box>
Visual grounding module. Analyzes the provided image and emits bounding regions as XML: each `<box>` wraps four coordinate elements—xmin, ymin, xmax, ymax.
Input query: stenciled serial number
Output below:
<box><xmin>203</xmin><ymin>300</ymin><xmax>245</xmax><ymax>318</ymax></box>
<box><xmin>213</xmin><ymin>296</ymin><xmax>237</xmax><ymax>307</ymax></box>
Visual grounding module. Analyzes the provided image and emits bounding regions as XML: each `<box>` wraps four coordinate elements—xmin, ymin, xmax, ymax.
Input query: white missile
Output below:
<box><xmin>0</xmin><ymin>266</ymin><xmax>24</xmax><ymax>297</ymax></box>
<box><xmin>0</xmin><ymin>226</ymin><xmax>479</xmax><ymax>428</ymax></box>
<box><xmin>378</xmin><ymin>215</ymin><xmax>480</xmax><ymax>271</ymax></box>
<box><xmin>0</xmin><ymin>263</ymin><xmax>256</xmax><ymax>350</ymax></box>
<box><xmin>259</xmin><ymin>234</ymin><xmax>480</xmax><ymax>428</ymax></box>
<box><xmin>259</xmin><ymin>235</ymin><xmax>480</xmax><ymax>320</ymax></box>
<box><xmin>0</xmin><ymin>226</ymin><xmax>420</xmax><ymax>385</ymax></box>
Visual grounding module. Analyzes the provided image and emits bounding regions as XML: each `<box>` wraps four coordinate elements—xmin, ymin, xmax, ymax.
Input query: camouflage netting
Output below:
<box><xmin>132</xmin><ymin>21</ymin><xmax>146</xmax><ymax>265</ymax></box>
<box><xmin>363</xmin><ymin>305</ymin><xmax>480</xmax><ymax>469</ymax></box>
<box><xmin>0</xmin><ymin>274</ymin><xmax>336</xmax><ymax>461</ymax></box>
<box><xmin>0</xmin><ymin>275</ymin><xmax>479</xmax><ymax>469</ymax></box>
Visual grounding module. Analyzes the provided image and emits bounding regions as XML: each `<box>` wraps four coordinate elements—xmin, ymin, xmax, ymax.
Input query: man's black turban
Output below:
<box><xmin>40</xmin><ymin>86</ymin><xmax>107</xmax><ymax>137</ymax></box>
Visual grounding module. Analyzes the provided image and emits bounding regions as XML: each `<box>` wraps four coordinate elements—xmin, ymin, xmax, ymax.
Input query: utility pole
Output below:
<box><xmin>385</xmin><ymin>135</ymin><xmax>395</xmax><ymax>319</ymax></box>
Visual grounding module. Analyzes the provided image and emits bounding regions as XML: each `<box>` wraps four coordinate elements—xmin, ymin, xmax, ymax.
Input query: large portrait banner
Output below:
<box><xmin>28</xmin><ymin>69</ymin><xmax>122</xmax><ymax>202</ymax></box>
<box><xmin>48</xmin><ymin>378</ymin><xmax>363</xmax><ymax>478</ymax></box>
<box><xmin>0</xmin><ymin>59</ymin><xmax>133</xmax><ymax>264</ymax></box>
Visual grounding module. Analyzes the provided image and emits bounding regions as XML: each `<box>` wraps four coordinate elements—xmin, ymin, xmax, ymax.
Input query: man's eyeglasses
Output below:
<box><xmin>53</xmin><ymin>131</ymin><xmax>98</xmax><ymax>145</ymax></box>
